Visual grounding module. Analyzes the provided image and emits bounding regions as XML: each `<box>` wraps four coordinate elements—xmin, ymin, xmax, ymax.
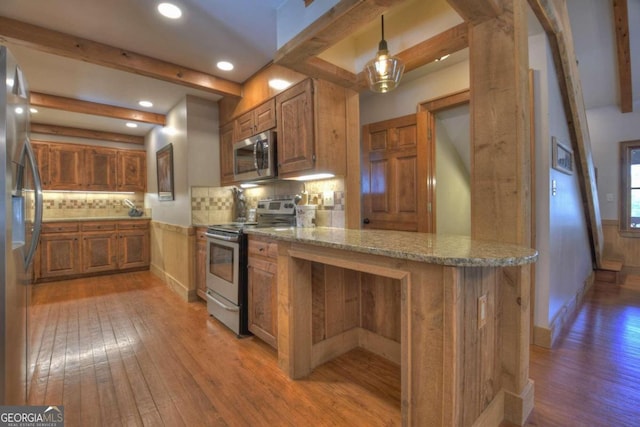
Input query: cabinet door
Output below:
<box><xmin>235</xmin><ymin>110</ymin><xmax>255</xmax><ymax>141</ymax></box>
<box><xmin>48</xmin><ymin>143</ymin><xmax>84</xmax><ymax>190</ymax></box>
<box><xmin>220</xmin><ymin>122</ymin><xmax>236</xmax><ymax>185</ymax></box>
<box><xmin>117</xmin><ymin>151</ymin><xmax>147</xmax><ymax>192</ymax></box>
<box><xmin>86</xmin><ymin>147</ymin><xmax>117</xmax><ymax>191</ymax></box>
<box><xmin>31</xmin><ymin>142</ymin><xmax>50</xmax><ymax>188</ymax></box>
<box><xmin>248</xmin><ymin>257</ymin><xmax>278</xmax><ymax>348</ymax></box>
<box><xmin>276</xmin><ymin>79</ymin><xmax>315</xmax><ymax>175</ymax></box>
<box><xmin>83</xmin><ymin>231</ymin><xmax>118</xmax><ymax>273</ymax></box>
<box><xmin>195</xmin><ymin>228</ymin><xmax>207</xmax><ymax>300</ymax></box>
<box><xmin>118</xmin><ymin>230</ymin><xmax>150</xmax><ymax>269</ymax></box>
<box><xmin>254</xmin><ymin>99</ymin><xmax>276</xmax><ymax>134</ymax></box>
<box><xmin>39</xmin><ymin>234</ymin><xmax>82</xmax><ymax>278</ymax></box>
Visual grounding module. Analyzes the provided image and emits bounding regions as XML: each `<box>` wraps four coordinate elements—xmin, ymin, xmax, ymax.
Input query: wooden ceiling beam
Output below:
<box><xmin>612</xmin><ymin>0</ymin><xmax>633</xmax><ymax>113</ymax></box>
<box><xmin>445</xmin><ymin>0</ymin><xmax>502</xmax><ymax>24</ymax></box>
<box><xmin>0</xmin><ymin>16</ymin><xmax>242</xmax><ymax>98</ymax></box>
<box><xmin>285</xmin><ymin>22</ymin><xmax>469</xmax><ymax>92</ymax></box>
<box><xmin>31</xmin><ymin>123</ymin><xmax>145</xmax><ymax>145</ymax></box>
<box><xmin>275</xmin><ymin>0</ymin><xmax>409</xmax><ymax>69</ymax></box>
<box><xmin>529</xmin><ymin>0</ymin><xmax>604</xmax><ymax>267</ymax></box>
<box><xmin>30</xmin><ymin>92</ymin><xmax>166</xmax><ymax>125</ymax></box>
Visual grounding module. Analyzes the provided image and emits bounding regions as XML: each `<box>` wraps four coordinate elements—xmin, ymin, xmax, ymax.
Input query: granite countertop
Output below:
<box><xmin>43</xmin><ymin>216</ymin><xmax>150</xmax><ymax>223</ymax></box>
<box><xmin>245</xmin><ymin>227</ymin><xmax>538</xmax><ymax>267</ymax></box>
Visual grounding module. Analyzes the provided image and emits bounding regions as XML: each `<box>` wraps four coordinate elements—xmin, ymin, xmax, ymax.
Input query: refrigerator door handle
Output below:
<box><xmin>23</xmin><ymin>139</ymin><xmax>43</xmax><ymax>269</ymax></box>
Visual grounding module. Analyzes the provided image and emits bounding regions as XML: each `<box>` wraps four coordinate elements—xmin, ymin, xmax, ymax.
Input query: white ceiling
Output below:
<box><xmin>0</xmin><ymin>0</ymin><xmax>637</xmax><ymax>139</ymax></box>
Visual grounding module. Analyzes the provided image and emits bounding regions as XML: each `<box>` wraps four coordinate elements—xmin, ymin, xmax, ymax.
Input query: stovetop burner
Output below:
<box><xmin>208</xmin><ymin>197</ymin><xmax>297</xmax><ymax>234</ymax></box>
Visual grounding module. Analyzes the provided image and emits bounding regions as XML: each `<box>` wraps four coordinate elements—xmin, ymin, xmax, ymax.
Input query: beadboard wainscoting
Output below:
<box><xmin>150</xmin><ymin>221</ymin><xmax>197</xmax><ymax>302</ymax></box>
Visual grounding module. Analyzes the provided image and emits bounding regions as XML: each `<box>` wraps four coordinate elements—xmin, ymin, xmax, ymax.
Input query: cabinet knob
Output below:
<box><xmin>363</xmin><ymin>218</ymin><xmax>370</xmax><ymax>224</ymax></box>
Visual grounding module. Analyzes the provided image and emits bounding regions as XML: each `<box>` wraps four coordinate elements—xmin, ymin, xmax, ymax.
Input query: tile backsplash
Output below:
<box><xmin>191</xmin><ymin>178</ymin><xmax>346</xmax><ymax>227</ymax></box>
<box><xmin>42</xmin><ymin>192</ymin><xmax>146</xmax><ymax>219</ymax></box>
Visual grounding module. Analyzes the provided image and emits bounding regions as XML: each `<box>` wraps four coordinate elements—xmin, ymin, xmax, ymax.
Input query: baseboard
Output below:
<box><xmin>534</xmin><ymin>271</ymin><xmax>595</xmax><ymax>348</ymax></box>
<box><xmin>503</xmin><ymin>380</ymin><xmax>535</xmax><ymax>426</ymax></box>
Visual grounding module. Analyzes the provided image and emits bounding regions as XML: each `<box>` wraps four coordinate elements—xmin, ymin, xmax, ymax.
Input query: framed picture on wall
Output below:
<box><xmin>552</xmin><ymin>137</ymin><xmax>573</xmax><ymax>175</ymax></box>
<box><xmin>156</xmin><ymin>143</ymin><xmax>174</xmax><ymax>201</ymax></box>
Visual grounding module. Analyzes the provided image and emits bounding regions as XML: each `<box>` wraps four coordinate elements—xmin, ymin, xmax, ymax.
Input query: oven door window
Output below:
<box><xmin>207</xmin><ymin>239</ymin><xmax>239</xmax><ymax>305</ymax></box>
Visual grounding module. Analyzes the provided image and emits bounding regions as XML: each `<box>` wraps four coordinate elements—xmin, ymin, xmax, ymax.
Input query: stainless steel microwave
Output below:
<box><xmin>233</xmin><ymin>131</ymin><xmax>276</xmax><ymax>182</ymax></box>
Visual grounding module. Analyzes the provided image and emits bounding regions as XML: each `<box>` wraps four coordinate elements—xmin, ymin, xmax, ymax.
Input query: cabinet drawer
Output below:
<box><xmin>248</xmin><ymin>238</ymin><xmax>278</xmax><ymax>259</ymax></box>
<box><xmin>42</xmin><ymin>222</ymin><xmax>80</xmax><ymax>234</ymax></box>
<box><xmin>82</xmin><ymin>222</ymin><xmax>117</xmax><ymax>232</ymax></box>
<box><xmin>118</xmin><ymin>221</ymin><xmax>150</xmax><ymax>230</ymax></box>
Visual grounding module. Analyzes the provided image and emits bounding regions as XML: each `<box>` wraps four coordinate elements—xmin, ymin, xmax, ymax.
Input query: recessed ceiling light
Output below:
<box><xmin>14</xmin><ymin>107</ymin><xmax>24</xmax><ymax>114</ymax></box>
<box><xmin>217</xmin><ymin>61</ymin><xmax>234</xmax><ymax>71</ymax></box>
<box><xmin>435</xmin><ymin>54</ymin><xmax>450</xmax><ymax>62</ymax></box>
<box><xmin>126</xmin><ymin>122</ymin><xmax>138</xmax><ymax>128</ymax></box>
<box><xmin>30</xmin><ymin>107</ymin><xmax>38</xmax><ymax>114</ymax></box>
<box><xmin>268</xmin><ymin>79</ymin><xmax>291</xmax><ymax>90</ymax></box>
<box><xmin>158</xmin><ymin>2</ymin><xmax>182</xmax><ymax>19</ymax></box>
<box><xmin>139</xmin><ymin>100</ymin><xmax>153</xmax><ymax>108</ymax></box>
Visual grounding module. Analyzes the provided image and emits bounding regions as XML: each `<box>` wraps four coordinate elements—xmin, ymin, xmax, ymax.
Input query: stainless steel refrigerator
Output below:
<box><xmin>1</xmin><ymin>45</ymin><xmax>43</xmax><ymax>404</ymax></box>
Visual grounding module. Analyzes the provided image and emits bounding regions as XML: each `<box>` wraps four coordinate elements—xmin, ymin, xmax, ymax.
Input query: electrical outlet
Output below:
<box><xmin>478</xmin><ymin>294</ymin><xmax>488</xmax><ymax>328</ymax></box>
<box><xmin>323</xmin><ymin>191</ymin><xmax>334</xmax><ymax>207</ymax></box>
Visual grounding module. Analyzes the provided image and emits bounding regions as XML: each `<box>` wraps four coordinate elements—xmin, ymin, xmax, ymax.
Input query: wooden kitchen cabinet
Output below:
<box><xmin>31</xmin><ymin>141</ymin><xmax>50</xmax><ymax>186</ymax></box>
<box><xmin>195</xmin><ymin>227</ymin><xmax>208</xmax><ymax>300</ymax></box>
<box><xmin>35</xmin><ymin>219</ymin><xmax>150</xmax><ymax>283</ymax></box>
<box><xmin>117</xmin><ymin>150</ymin><xmax>147</xmax><ymax>192</ymax></box>
<box><xmin>275</xmin><ymin>78</ymin><xmax>349</xmax><ymax>178</ymax></box>
<box><xmin>247</xmin><ymin>235</ymin><xmax>278</xmax><ymax>348</ymax></box>
<box><xmin>219</xmin><ymin>121</ymin><xmax>236</xmax><ymax>186</ymax></box>
<box><xmin>85</xmin><ymin>147</ymin><xmax>117</xmax><ymax>191</ymax></box>
<box><xmin>235</xmin><ymin>99</ymin><xmax>276</xmax><ymax>140</ymax></box>
<box><xmin>118</xmin><ymin>221</ymin><xmax>150</xmax><ymax>270</ymax></box>
<box><xmin>38</xmin><ymin>222</ymin><xmax>82</xmax><ymax>279</ymax></box>
<box><xmin>48</xmin><ymin>143</ymin><xmax>84</xmax><ymax>190</ymax></box>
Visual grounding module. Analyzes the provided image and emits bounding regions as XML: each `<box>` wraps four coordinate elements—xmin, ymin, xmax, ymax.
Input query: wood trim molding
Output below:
<box><xmin>31</xmin><ymin>123</ymin><xmax>145</xmax><ymax>145</ymax></box>
<box><xmin>528</xmin><ymin>0</ymin><xmax>604</xmax><ymax>268</ymax></box>
<box><xmin>30</xmin><ymin>92</ymin><xmax>166</xmax><ymax>125</ymax></box>
<box><xmin>612</xmin><ymin>0</ymin><xmax>633</xmax><ymax>113</ymax></box>
<box><xmin>445</xmin><ymin>0</ymin><xmax>502</xmax><ymax>25</ymax></box>
<box><xmin>0</xmin><ymin>16</ymin><xmax>242</xmax><ymax>97</ymax></box>
<box><xmin>418</xmin><ymin>88</ymin><xmax>470</xmax><ymax>112</ymax></box>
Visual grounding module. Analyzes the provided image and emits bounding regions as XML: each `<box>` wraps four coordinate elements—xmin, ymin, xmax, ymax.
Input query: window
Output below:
<box><xmin>620</xmin><ymin>140</ymin><xmax>640</xmax><ymax>234</ymax></box>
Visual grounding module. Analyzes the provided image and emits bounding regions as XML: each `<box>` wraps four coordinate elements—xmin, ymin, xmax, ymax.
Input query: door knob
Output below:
<box><xmin>363</xmin><ymin>218</ymin><xmax>370</xmax><ymax>224</ymax></box>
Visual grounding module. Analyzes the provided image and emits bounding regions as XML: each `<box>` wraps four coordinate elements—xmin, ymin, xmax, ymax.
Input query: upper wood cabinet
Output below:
<box><xmin>31</xmin><ymin>141</ymin><xmax>146</xmax><ymax>192</ymax></box>
<box><xmin>275</xmin><ymin>78</ymin><xmax>349</xmax><ymax>178</ymax></box>
<box><xmin>85</xmin><ymin>147</ymin><xmax>117</xmax><ymax>191</ymax></box>
<box><xmin>117</xmin><ymin>150</ymin><xmax>147</xmax><ymax>192</ymax></box>
<box><xmin>48</xmin><ymin>143</ymin><xmax>84</xmax><ymax>190</ymax></box>
<box><xmin>220</xmin><ymin>121</ymin><xmax>236</xmax><ymax>186</ymax></box>
<box><xmin>235</xmin><ymin>99</ymin><xmax>276</xmax><ymax>141</ymax></box>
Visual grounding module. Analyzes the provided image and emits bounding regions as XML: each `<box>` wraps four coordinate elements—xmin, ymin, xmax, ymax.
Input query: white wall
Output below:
<box><xmin>529</xmin><ymin>33</ymin><xmax>593</xmax><ymax>328</ymax></box>
<box><xmin>435</xmin><ymin>108</ymin><xmax>470</xmax><ymax>235</ymax></box>
<box><xmin>587</xmin><ymin>105</ymin><xmax>640</xmax><ymax>220</ymax></box>
<box><xmin>277</xmin><ymin>0</ymin><xmax>339</xmax><ymax>48</ymax></box>
<box><xmin>146</xmin><ymin>96</ymin><xmax>219</xmax><ymax>227</ymax></box>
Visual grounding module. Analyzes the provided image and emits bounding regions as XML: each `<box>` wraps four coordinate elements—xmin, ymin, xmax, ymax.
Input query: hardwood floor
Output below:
<box><xmin>29</xmin><ymin>272</ymin><xmax>640</xmax><ymax>426</ymax></box>
<box><xmin>28</xmin><ymin>272</ymin><xmax>401</xmax><ymax>426</ymax></box>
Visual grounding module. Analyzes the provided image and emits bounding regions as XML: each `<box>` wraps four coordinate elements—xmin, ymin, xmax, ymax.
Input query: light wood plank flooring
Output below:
<box><xmin>29</xmin><ymin>272</ymin><xmax>640</xmax><ymax>426</ymax></box>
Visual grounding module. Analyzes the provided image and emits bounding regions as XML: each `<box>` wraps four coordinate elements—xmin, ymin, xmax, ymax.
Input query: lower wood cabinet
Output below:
<box><xmin>36</xmin><ymin>219</ymin><xmax>150</xmax><ymax>282</ymax></box>
<box><xmin>247</xmin><ymin>235</ymin><xmax>278</xmax><ymax>348</ymax></box>
<box><xmin>195</xmin><ymin>227</ymin><xmax>207</xmax><ymax>300</ymax></box>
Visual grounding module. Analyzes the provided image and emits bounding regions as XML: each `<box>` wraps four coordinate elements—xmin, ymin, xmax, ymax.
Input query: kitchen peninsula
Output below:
<box><xmin>246</xmin><ymin>227</ymin><xmax>538</xmax><ymax>426</ymax></box>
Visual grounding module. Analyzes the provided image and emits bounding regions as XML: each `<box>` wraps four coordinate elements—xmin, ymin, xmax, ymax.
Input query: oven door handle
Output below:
<box><xmin>205</xmin><ymin>232</ymin><xmax>239</xmax><ymax>242</ymax></box>
<box><xmin>206</xmin><ymin>290</ymin><xmax>240</xmax><ymax>312</ymax></box>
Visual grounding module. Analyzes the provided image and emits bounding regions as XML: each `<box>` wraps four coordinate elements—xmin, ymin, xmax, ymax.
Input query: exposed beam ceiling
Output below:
<box><xmin>31</xmin><ymin>123</ymin><xmax>145</xmax><ymax>145</ymax></box>
<box><xmin>0</xmin><ymin>16</ymin><xmax>242</xmax><ymax>98</ymax></box>
<box><xmin>30</xmin><ymin>92</ymin><xmax>166</xmax><ymax>126</ymax></box>
<box><xmin>612</xmin><ymin>0</ymin><xmax>633</xmax><ymax>113</ymax></box>
<box><xmin>445</xmin><ymin>0</ymin><xmax>502</xmax><ymax>24</ymax></box>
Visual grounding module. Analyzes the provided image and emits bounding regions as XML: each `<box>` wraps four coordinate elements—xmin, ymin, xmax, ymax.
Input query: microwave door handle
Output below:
<box><xmin>253</xmin><ymin>141</ymin><xmax>262</xmax><ymax>176</ymax></box>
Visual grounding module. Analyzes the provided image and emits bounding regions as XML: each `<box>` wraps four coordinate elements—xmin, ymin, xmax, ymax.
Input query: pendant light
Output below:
<box><xmin>364</xmin><ymin>15</ymin><xmax>404</xmax><ymax>93</ymax></box>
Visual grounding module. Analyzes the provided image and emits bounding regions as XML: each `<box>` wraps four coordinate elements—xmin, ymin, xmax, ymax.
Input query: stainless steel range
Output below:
<box><xmin>204</xmin><ymin>198</ymin><xmax>296</xmax><ymax>336</ymax></box>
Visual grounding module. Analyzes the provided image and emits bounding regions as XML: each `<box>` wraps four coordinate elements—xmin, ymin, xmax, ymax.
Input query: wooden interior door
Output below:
<box><xmin>361</xmin><ymin>112</ymin><xmax>432</xmax><ymax>232</ymax></box>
